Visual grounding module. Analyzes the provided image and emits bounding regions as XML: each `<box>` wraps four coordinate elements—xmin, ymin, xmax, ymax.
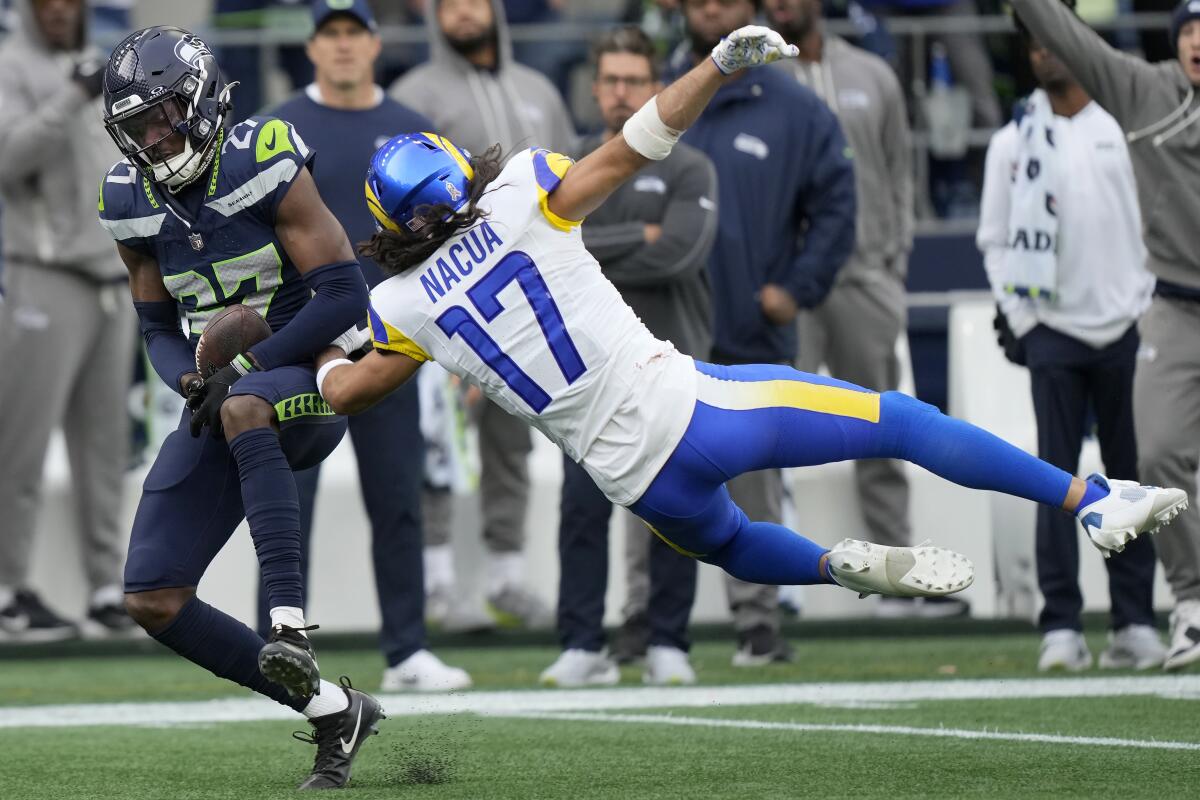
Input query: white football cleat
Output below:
<box><xmin>827</xmin><ymin>538</ymin><xmax>974</xmax><ymax>598</ymax></box>
<box><xmin>380</xmin><ymin>649</ymin><xmax>473</xmax><ymax>692</ymax></box>
<box><xmin>539</xmin><ymin>649</ymin><xmax>620</xmax><ymax>687</ymax></box>
<box><xmin>643</xmin><ymin>645</ymin><xmax>696</xmax><ymax>686</ymax></box>
<box><xmin>1075</xmin><ymin>474</ymin><xmax>1188</xmax><ymax>557</ymax></box>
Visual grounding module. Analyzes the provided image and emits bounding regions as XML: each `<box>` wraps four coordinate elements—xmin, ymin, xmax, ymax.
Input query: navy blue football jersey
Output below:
<box><xmin>98</xmin><ymin>115</ymin><xmax>314</xmax><ymax>341</ymax></box>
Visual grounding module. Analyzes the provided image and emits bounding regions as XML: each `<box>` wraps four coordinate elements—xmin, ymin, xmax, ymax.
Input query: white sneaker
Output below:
<box><xmin>380</xmin><ymin>649</ymin><xmax>473</xmax><ymax>692</ymax></box>
<box><xmin>1165</xmin><ymin>599</ymin><xmax>1200</xmax><ymax>671</ymax></box>
<box><xmin>643</xmin><ymin>645</ymin><xmax>696</xmax><ymax>686</ymax></box>
<box><xmin>1075</xmin><ymin>474</ymin><xmax>1188</xmax><ymax>557</ymax></box>
<box><xmin>1038</xmin><ymin>629</ymin><xmax>1093</xmax><ymax>672</ymax></box>
<box><xmin>828</xmin><ymin>539</ymin><xmax>974</xmax><ymax>598</ymax></box>
<box><xmin>538</xmin><ymin>649</ymin><xmax>620</xmax><ymax>687</ymax></box>
<box><xmin>1099</xmin><ymin>624</ymin><xmax>1166</xmax><ymax>670</ymax></box>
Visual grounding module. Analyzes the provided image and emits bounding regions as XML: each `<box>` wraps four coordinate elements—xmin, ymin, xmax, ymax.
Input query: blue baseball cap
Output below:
<box><xmin>311</xmin><ymin>0</ymin><xmax>377</xmax><ymax>34</ymax></box>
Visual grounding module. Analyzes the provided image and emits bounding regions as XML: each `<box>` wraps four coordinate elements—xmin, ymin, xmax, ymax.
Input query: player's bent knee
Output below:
<box><xmin>124</xmin><ymin>587</ymin><xmax>195</xmax><ymax>633</ymax></box>
<box><xmin>220</xmin><ymin>394</ymin><xmax>275</xmax><ymax>439</ymax></box>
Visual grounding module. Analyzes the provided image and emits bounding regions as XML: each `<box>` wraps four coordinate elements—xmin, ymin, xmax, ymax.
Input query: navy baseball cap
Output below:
<box><xmin>311</xmin><ymin>0</ymin><xmax>377</xmax><ymax>34</ymax></box>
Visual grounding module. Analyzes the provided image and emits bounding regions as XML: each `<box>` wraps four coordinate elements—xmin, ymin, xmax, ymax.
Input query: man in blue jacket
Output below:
<box><xmin>668</xmin><ymin>0</ymin><xmax>856</xmax><ymax>663</ymax></box>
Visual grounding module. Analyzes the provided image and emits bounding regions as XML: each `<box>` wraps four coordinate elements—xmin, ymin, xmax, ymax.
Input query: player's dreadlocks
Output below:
<box><xmin>359</xmin><ymin>145</ymin><xmax>506</xmax><ymax>276</ymax></box>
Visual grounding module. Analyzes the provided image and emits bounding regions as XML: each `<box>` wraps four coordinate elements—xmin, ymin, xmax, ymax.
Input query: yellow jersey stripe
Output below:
<box><xmin>697</xmin><ymin>373</ymin><xmax>880</xmax><ymax>422</ymax></box>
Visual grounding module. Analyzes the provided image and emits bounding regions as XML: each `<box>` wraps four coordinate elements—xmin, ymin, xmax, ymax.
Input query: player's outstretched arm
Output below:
<box><xmin>315</xmin><ymin>346</ymin><xmax>422</xmax><ymax>416</ymax></box>
<box><xmin>547</xmin><ymin>26</ymin><xmax>797</xmax><ymax>223</ymax></box>
<box><xmin>118</xmin><ymin>242</ymin><xmax>203</xmax><ymax>398</ymax></box>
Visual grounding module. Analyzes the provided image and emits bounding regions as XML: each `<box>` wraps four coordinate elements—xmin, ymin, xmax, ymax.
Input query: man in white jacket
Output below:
<box><xmin>977</xmin><ymin>2</ymin><xmax>1159</xmax><ymax>671</ymax></box>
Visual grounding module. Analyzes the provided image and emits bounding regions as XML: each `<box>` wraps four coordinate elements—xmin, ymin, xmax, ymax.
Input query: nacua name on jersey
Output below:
<box><xmin>98</xmin><ymin>116</ymin><xmax>314</xmax><ymax>341</ymax></box>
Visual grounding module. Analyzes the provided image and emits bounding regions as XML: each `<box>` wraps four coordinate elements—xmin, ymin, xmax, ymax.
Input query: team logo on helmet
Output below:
<box><xmin>174</xmin><ymin>36</ymin><xmax>211</xmax><ymax>69</ymax></box>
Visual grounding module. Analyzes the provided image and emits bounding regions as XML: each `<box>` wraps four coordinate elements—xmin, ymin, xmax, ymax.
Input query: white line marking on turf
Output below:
<box><xmin>1</xmin><ymin>675</ymin><xmax>1198</xmax><ymax>729</ymax></box>
<box><xmin>499</xmin><ymin>711</ymin><xmax>1200</xmax><ymax>752</ymax></box>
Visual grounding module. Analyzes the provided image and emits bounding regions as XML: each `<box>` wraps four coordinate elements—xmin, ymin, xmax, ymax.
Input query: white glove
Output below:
<box><xmin>330</xmin><ymin>322</ymin><xmax>372</xmax><ymax>356</ymax></box>
<box><xmin>710</xmin><ymin>25</ymin><xmax>799</xmax><ymax>75</ymax></box>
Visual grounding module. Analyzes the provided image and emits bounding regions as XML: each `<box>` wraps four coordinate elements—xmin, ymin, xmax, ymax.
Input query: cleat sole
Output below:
<box><xmin>259</xmin><ymin>649</ymin><xmax>320</xmax><ymax>699</ymax></box>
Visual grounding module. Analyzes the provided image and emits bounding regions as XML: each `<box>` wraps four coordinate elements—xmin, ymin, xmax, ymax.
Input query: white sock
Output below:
<box><xmin>487</xmin><ymin>551</ymin><xmax>524</xmax><ymax>596</ymax></box>
<box><xmin>302</xmin><ymin>679</ymin><xmax>349</xmax><ymax>718</ymax></box>
<box><xmin>424</xmin><ymin>545</ymin><xmax>455</xmax><ymax>594</ymax></box>
<box><xmin>0</xmin><ymin>585</ymin><xmax>14</xmax><ymax>611</ymax></box>
<box><xmin>270</xmin><ymin>606</ymin><xmax>307</xmax><ymax>634</ymax></box>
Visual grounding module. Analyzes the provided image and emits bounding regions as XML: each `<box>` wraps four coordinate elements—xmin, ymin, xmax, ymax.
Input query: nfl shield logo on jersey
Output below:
<box><xmin>189</xmin><ymin>232</ymin><xmax>205</xmax><ymax>251</ymax></box>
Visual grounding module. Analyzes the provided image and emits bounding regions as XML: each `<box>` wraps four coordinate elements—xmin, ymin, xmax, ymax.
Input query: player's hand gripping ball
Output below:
<box><xmin>188</xmin><ymin>305</ymin><xmax>272</xmax><ymax>438</ymax></box>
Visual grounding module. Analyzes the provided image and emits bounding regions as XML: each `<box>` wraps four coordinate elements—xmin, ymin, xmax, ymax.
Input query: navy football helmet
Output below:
<box><xmin>102</xmin><ymin>26</ymin><xmax>232</xmax><ymax>191</ymax></box>
<box><xmin>364</xmin><ymin>133</ymin><xmax>474</xmax><ymax>234</ymax></box>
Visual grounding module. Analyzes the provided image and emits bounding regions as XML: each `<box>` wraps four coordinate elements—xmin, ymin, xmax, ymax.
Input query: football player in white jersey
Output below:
<box><xmin>317</xmin><ymin>26</ymin><xmax>1187</xmax><ymax>603</ymax></box>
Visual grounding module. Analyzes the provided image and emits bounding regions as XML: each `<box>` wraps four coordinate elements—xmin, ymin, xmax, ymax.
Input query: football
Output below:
<box><xmin>195</xmin><ymin>304</ymin><xmax>272</xmax><ymax>376</ymax></box>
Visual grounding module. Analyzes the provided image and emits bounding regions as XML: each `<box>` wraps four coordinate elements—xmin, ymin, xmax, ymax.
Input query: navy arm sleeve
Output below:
<box><xmin>778</xmin><ymin>106</ymin><xmax>857</xmax><ymax>309</ymax></box>
<box><xmin>246</xmin><ymin>260</ymin><xmax>369</xmax><ymax>371</ymax></box>
<box><xmin>134</xmin><ymin>300</ymin><xmax>196</xmax><ymax>396</ymax></box>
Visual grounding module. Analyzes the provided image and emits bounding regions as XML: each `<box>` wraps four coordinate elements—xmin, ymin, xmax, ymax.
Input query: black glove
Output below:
<box><xmin>993</xmin><ymin>305</ymin><xmax>1027</xmax><ymax>367</ymax></box>
<box><xmin>71</xmin><ymin>56</ymin><xmax>106</xmax><ymax>99</ymax></box>
<box><xmin>188</xmin><ymin>363</ymin><xmax>245</xmax><ymax>439</ymax></box>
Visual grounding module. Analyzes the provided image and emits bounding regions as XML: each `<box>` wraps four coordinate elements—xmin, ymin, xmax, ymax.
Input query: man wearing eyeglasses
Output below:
<box><xmin>540</xmin><ymin>25</ymin><xmax>718</xmax><ymax>688</ymax></box>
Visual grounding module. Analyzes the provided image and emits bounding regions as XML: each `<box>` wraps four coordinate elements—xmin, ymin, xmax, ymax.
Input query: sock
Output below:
<box><xmin>270</xmin><ymin>605</ymin><xmax>307</xmax><ymax>634</ymax></box>
<box><xmin>1077</xmin><ymin>476</ymin><xmax>1110</xmax><ymax>512</ymax></box>
<box><xmin>230</xmin><ymin>429</ymin><xmax>304</xmax><ymax>610</ymax></box>
<box><xmin>880</xmin><ymin>392</ymin><xmax>1074</xmax><ymax>508</ymax></box>
<box><xmin>303</xmin><ymin>679</ymin><xmax>350</xmax><ymax>718</ymax></box>
<box><xmin>704</xmin><ymin>516</ymin><xmax>830</xmax><ymax>585</ymax></box>
<box><xmin>424</xmin><ymin>545</ymin><xmax>455</xmax><ymax>594</ymax></box>
<box><xmin>152</xmin><ymin>596</ymin><xmax>306</xmax><ymax>712</ymax></box>
<box><xmin>488</xmin><ymin>551</ymin><xmax>524</xmax><ymax>596</ymax></box>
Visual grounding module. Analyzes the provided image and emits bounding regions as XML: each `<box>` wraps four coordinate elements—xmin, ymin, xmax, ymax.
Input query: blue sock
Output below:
<box><xmin>880</xmin><ymin>392</ymin><xmax>1075</xmax><ymax>508</ymax></box>
<box><xmin>704</xmin><ymin>515</ymin><xmax>833</xmax><ymax>585</ymax></box>
<box><xmin>230</xmin><ymin>428</ymin><xmax>304</xmax><ymax>611</ymax></box>
<box><xmin>152</xmin><ymin>596</ymin><xmax>305</xmax><ymax>711</ymax></box>
<box><xmin>1078</xmin><ymin>475</ymin><xmax>1109</xmax><ymax>511</ymax></box>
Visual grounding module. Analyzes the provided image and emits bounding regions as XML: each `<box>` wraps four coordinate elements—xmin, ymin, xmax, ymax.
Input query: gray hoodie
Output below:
<box><xmin>1011</xmin><ymin>0</ymin><xmax>1200</xmax><ymax>288</ymax></box>
<box><xmin>0</xmin><ymin>0</ymin><xmax>121</xmax><ymax>279</ymax></box>
<box><xmin>387</xmin><ymin>0</ymin><xmax>576</xmax><ymax>157</ymax></box>
<box><xmin>777</xmin><ymin>34</ymin><xmax>913</xmax><ymax>283</ymax></box>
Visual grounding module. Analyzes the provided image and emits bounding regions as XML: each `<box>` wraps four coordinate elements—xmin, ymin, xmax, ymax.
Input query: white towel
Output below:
<box><xmin>1003</xmin><ymin>90</ymin><xmax>1060</xmax><ymax>301</ymax></box>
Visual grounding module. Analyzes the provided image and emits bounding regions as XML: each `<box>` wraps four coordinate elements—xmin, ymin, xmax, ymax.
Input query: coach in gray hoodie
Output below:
<box><xmin>1009</xmin><ymin>0</ymin><xmax>1200</xmax><ymax>671</ymax></box>
<box><xmin>388</xmin><ymin>0</ymin><xmax>577</xmax><ymax>628</ymax></box>
<box><xmin>0</xmin><ymin>0</ymin><xmax>136</xmax><ymax>639</ymax></box>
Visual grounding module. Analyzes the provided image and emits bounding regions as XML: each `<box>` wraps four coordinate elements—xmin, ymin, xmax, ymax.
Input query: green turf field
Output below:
<box><xmin>2</xmin><ymin>632</ymin><xmax>1198</xmax><ymax>799</ymax></box>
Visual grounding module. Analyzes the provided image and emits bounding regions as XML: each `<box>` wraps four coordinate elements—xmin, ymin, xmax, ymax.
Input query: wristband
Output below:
<box><xmin>316</xmin><ymin>358</ymin><xmax>352</xmax><ymax>400</ymax></box>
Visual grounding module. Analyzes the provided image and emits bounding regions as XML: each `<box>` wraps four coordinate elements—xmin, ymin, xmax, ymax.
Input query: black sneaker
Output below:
<box><xmin>294</xmin><ymin>677</ymin><xmax>385</xmax><ymax>790</ymax></box>
<box><xmin>0</xmin><ymin>590</ymin><xmax>77</xmax><ymax>642</ymax></box>
<box><xmin>259</xmin><ymin>624</ymin><xmax>321</xmax><ymax>699</ymax></box>
<box><xmin>731</xmin><ymin>625</ymin><xmax>794</xmax><ymax>667</ymax></box>
<box><xmin>85</xmin><ymin>602</ymin><xmax>139</xmax><ymax>638</ymax></box>
<box><xmin>919</xmin><ymin>596</ymin><xmax>972</xmax><ymax>619</ymax></box>
<box><xmin>611</xmin><ymin>611</ymin><xmax>650</xmax><ymax>665</ymax></box>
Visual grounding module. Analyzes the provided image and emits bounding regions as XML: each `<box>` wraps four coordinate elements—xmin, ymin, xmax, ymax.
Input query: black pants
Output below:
<box><xmin>1025</xmin><ymin>324</ymin><xmax>1156</xmax><ymax>632</ymax></box>
<box><xmin>557</xmin><ymin>455</ymin><xmax>697</xmax><ymax>652</ymax></box>
<box><xmin>257</xmin><ymin>382</ymin><xmax>427</xmax><ymax>666</ymax></box>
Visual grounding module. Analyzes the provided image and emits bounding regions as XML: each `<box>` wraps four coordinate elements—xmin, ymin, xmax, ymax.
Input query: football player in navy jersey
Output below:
<box><xmin>97</xmin><ymin>26</ymin><xmax>380</xmax><ymax>789</ymax></box>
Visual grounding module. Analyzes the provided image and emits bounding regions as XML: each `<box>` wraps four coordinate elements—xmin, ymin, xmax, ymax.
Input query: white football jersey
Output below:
<box><xmin>369</xmin><ymin>149</ymin><xmax>697</xmax><ymax>505</ymax></box>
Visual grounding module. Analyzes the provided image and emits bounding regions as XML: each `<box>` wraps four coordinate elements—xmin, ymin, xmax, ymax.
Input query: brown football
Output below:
<box><xmin>195</xmin><ymin>304</ymin><xmax>272</xmax><ymax>377</ymax></box>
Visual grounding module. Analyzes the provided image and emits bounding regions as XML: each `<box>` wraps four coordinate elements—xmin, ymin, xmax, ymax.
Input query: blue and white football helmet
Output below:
<box><xmin>365</xmin><ymin>133</ymin><xmax>474</xmax><ymax>234</ymax></box>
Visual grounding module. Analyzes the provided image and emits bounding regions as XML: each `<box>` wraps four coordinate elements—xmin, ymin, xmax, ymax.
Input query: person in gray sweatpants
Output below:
<box><xmin>0</xmin><ymin>0</ymin><xmax>136</xmax><ymax>640</ymax></box>
<box><xmin>1009</xmin><ymin>0</ymin><xmax>1200</xmax><ymax>671</ymax></box>
<box><xmin>766</xmin><ymin>0</ymin><xmax>956</xmax><ymax>620</ymax></box>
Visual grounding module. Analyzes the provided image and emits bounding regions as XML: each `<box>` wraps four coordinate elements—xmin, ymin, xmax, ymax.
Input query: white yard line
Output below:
<box><xmin>498</xmin><ymin>711</ymin><xmax>1200</xmax><ymax>752</ymax></box>
<box><xmin>2</xmin><ymin>675</ymin><xmax>1198</xmax><ymax>730</ymax></box>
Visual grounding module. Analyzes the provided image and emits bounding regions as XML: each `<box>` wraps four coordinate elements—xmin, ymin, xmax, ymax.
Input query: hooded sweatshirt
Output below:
<box><xmin>0</xmin><ymin>0</ymin><xmax>122</xmax><ymax>279</ymax></box>
<box><xmin>387</xmin><ymin>0</ymin><xmax>577</xmax><ymax>157</ymax></box>
<box><xmin>778</xmin><ymin>34</ymin><xmax>913</xmax><ymax>283</ymax></box>
<box><xmin>1010</xmin><ymin>0</ymin><xmax>1200</xmax><ymax>287</ymax></box>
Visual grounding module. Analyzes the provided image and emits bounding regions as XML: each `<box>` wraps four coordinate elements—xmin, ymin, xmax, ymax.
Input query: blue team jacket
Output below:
<box><xmin>665</xmin><ymin>53</ymin><xmax>856</xmax><ymax>363</ymax></box>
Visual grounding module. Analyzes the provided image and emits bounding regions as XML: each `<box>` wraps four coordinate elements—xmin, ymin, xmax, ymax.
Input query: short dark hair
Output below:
<box><xmin>1014</xmin><ymin>0</ymin><xmax>1076</xmax><ymax>47</ymax></box>
<box><xmin>591</xmin><ymin>25</ymin><xmax>659</xmax><ymax>82</ymax></box>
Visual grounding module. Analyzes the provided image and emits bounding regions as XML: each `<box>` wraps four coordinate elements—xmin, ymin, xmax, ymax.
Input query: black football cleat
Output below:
<box><xmin>294</xmin><ymin>677</ymin><xmax>386</xmax><ymax>790</ymax></box>
<box><xmin>259</xmin><ymin>623</ymin><xmax>321</xmax><ymax>699</ymax></box>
